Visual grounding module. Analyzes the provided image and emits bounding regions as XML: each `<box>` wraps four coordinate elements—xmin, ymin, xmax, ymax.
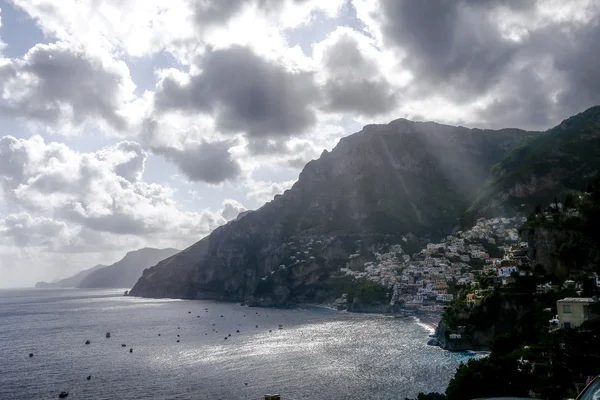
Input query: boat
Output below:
<box><xmin>106</xmin><ymin>332</ymin><xmax>111</xmax><ymax>338</ymax></box>
<box><xmin>58</xmin><ymin>391</ymin><xmax>69</xmax><ymax>398</ymax></box>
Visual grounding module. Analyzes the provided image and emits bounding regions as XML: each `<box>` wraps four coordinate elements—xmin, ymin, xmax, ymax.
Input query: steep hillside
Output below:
<box><xmin>129</xmin><ymin>118</ymin><xmax>537</xmax><ymax>303</ymax></box>
<box><xmin>468</xmin><ymin>106</ymin><xmax>600</xmax><ymax>218</ymax></box>
<box><xmin>34</xmin><ymin>264</ymin><xmax>107</xmax><ymax>288</ymax></box>
<box><xmin>77</xmin><ymin>248</ymin><xmax>180</xmax><ymax>289</ymax></box>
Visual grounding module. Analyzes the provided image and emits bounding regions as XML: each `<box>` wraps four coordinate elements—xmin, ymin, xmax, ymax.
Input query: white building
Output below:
<box><xmin>436</xmin><ymin>294</ymin><xmax>454</xmax><ymax>302</ymax></box>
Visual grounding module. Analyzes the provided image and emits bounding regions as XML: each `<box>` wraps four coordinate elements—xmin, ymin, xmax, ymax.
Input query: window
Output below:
<box><xmin>564</xmin><ymin>322</ymin><xmax>571</xmax><ymax>329</ymax></box>
<box><xmin>563</xmin><ymin>304</ymin><xmax>572</xmax><ymax>314</ymax></box>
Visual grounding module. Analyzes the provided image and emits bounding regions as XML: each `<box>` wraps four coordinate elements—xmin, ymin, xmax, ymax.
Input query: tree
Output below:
<box><xmin>564</xmin><ymin>193</ymin><xmax>575</xmax><ymax>209</ymax></box>
<box><xmin>582</xmin><ymin>277</ymin><xmax>598</xmax><ymax>297</ymax></box>
<box><xmin>416</xmin><ymin>392</ymin><xmax>445</xmax><ymax>400</ymax></box>
<box><xmin>445</xmin><ymin>356</ymin><xmax>532</xmax><ymax>400</ymax></box>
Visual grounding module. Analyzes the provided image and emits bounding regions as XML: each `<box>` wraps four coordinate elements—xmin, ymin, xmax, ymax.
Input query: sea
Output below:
<box><xmin>0</xmin><ymin>289</ymin><xmax>480</xmax><ymax>400</ymax></box>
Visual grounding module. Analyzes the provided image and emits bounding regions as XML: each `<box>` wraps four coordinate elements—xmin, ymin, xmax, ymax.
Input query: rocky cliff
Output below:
<box><xmin>77</xmin><ymin>247</ymin><xmax>180</xmax><ymax>289</ymax></box>
<box><xmin>130</xmin><ymin>118</ymin><xmax>538</xmax><ymax>303</ymax></box>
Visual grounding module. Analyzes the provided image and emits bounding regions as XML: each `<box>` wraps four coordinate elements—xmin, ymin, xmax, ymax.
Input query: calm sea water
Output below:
<box><xmin>0</xmin><ymin>289</ymin><xmax>476</xmax><ymax>400</ymax></box>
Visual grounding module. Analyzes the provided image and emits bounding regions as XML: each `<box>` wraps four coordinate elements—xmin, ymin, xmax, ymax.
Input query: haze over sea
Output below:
<box><xmin>0</xmin><ymin>289</ymin><xmax>477</xmax><ymax>400</ymax></box>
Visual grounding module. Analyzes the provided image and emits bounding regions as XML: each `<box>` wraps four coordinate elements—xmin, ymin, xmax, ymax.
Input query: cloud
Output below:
<box><xmin>473</xmin><ymin>62</ymin><xmax>556</xmax><ymax>130</ymax></box>
<box><xmin>314</xmin><ymin>28</ymin><xmax>399</xmax><ymax>116</ymax></box>
<box><xmin>0</xmin><ymin>135</ymin><xmax>227</xmax><ymax>239</ymax></box>
<box><xmin>323</xmin><ymin>78</ymin><xmax>397</xmax><ymax>116</ymax></box>
<box><xmin>551</xmin><ymin>19</ymin><xmax>600</xmax><ymax>116</ymax></box>
<box><xmin>0</xmin><ymin>213</ymin><xmax>73</xmax><ymax>248</ymax></box>
<box><xmin>11</xmin><ymin>0</ymin><xmax>342</xmax><ymax>65</ymax></box>
<box><xmin>221</xmin><ymin>198</ymin><xmax>247</xmax><ymax>221</ymax></box>
<box><xmin>375</xmin><ymin>0</ymin><xmax>523</xmax><ymax>101</ymax></box>
<box><xmin>152</xmin><ymin>140</ymin><xmax>242</xmax><ymax>184</ymax></box>
<box><xmin>350</xmin><ymin>0</ymin><xmax>600</xmax><ymax>129</ymax></box>
<box><xmin>244</xmin><ymin>179</ymin><xmax>295</xmax><ymax>204</ymax></box>
<box><xmin>11</xmin><ymin>0</ymin><xmax>197</xmax><ymax>58</ymax></box>
<box><xmin>154</xmin><ymin>45</ymin><xmax>319</xmax><ymax>138</ymax></box>
<box><xmin>0</xmin><ymin>41</ymin><xmax>135</xmax><ymax>132</ymax></box>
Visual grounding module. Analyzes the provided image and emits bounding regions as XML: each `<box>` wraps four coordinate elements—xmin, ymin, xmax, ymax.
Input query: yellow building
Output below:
<box><xmin>557</xmin><ymin>297</ymin><xmax>597</xmax><ymax>328</ymax></box>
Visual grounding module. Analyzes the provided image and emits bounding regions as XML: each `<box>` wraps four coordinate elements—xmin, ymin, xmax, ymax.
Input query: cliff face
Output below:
<box><xmin>130</xmin><ymin>119</ymin><xmax>537</xmax><ymax>303</ymax></box>
<box><xmin>524</xmin><ymin>227</ymin><xmax>574</xmax><ymax>277</ymax></box>
<box><xmin>77</xmin><ymin>248</ymin><xmax>180</xmax><ymax>289</ymax></box>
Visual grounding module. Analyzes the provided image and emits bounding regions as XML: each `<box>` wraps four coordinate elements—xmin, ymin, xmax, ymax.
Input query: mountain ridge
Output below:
<box><xmin>129</xmin><ymin>115</ymin><xmax>543</xmax><ymax>303</ymax></box>
<box><xmin>467</xmin><ymin>106</ymin><xmax>600</xmax><ymax>219</ymax></box>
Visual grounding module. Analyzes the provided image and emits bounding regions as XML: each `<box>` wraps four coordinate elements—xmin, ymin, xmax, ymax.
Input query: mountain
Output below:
<box><xmin>34</xmin><ymin>264</ymin><xmax>107</xmax><ymax>288</ymax></box>
<box><xmin>77</xmin><ymin>248</ymin><xmax>180</xmax><ymax>289</ymax></box>
<box><xmin>129</xmin><ymin>118</ymin><xmax>539</xmax><ymax>303</ymax></box>
<box><xmin>468</xmin><ymin>106</ymin><xmax>600</xmax><ymax>218</ymax></box>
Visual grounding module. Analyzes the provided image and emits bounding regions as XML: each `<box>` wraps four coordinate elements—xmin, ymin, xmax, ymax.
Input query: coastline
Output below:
<box><xmin>414</xmin><ymin>312</ymin><xmax>440</xmax><ymax>330</ymax></box>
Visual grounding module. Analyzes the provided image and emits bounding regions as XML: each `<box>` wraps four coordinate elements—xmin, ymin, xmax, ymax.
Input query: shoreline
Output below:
<box><xmin>416</xmin><ymin>313</ymin><xmax>441</xmax><ymax>330</ymax></box>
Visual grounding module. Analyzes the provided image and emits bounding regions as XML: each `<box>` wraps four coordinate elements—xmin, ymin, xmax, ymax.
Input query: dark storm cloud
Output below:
<box><xmin>378</xmin><ymin>0</ymin><xmax>524</xmax><ymax>100</ymax></box>
<box><xmin>552</xmin><ymin>20</ymin><xmax>600</xmax><ymax>116</ymax></box>
<box><xmin>155</xmin><ymin>45</ymin><xmax>319</xmax><ymax>138</ymax></box>
<box><xmin>0</xmin><ymin>42</ymin><xmax>128</xmax><ymax>130</ymax></box>
<box><xmin>474</xmin><ymin>65</ymin><xmax>554</xmax><ymax>130</ymax></box>
<box><xmin>472</xmin><ymin>14</ymin><xmax>600</xmax><ymax>129</ymax></box>
<box><xmin>152</xmin><ymin>140</ymin><xmax>241</xmax><ymax>184</ymax></box>
<box><xmin>323</xmin><ymin>78</ymin><xmax>397</xmax><ymax>116</ymax></box>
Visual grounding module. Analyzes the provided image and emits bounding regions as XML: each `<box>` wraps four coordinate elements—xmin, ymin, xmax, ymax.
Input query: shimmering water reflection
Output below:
<box><xmin>0</xmin><ymin>289</ymin><xmax>475</xmax><ymax>400</ymax></box>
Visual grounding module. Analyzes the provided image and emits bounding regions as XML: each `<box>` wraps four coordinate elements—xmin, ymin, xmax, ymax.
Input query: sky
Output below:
<box><xmin>1</xmin><ymin>0</ymin><xmax>599</xmax><ymax>287</ymax></box>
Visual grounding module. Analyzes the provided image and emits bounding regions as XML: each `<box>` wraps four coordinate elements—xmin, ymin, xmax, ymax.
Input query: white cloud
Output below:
<box><xmin>0</xmin><ymin>135</ymin><xmax>228</xmax><ymax>239</ymax></box>
<box><xmin>10</xmin><ymin>0</ymin><xmax>343</xmax><ymax>63</ymax></box>
<box><xmin>244</xmin><ymin>179</ymin><xmax>295</xmax><ymax>205</ymax></box>
<box><xmin>11</xmin><ymin>0</ymin><xmax>196</xmax><ymax>58</ymax></box>
<box><xmin>221</xmin><ymin>198</ymin><xmax>247</xmax><ymax>221</ymax></box>
<box><xmin>0</xmin><ymin>213</ymin><xmax>75</xmax><ymax>248</ymax></box>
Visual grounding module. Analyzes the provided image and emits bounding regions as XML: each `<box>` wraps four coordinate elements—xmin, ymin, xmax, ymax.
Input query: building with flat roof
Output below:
<box><xmin>556</xmin><ymin>297</ymin><xmax>597</xmax><ymax>329</ymax></box>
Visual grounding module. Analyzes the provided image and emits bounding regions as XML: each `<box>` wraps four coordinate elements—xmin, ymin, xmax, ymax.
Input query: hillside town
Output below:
<box><xmin>337</xmin><ymin>216</ymin><xmax>531</xmax><ymax>316</ymax></box>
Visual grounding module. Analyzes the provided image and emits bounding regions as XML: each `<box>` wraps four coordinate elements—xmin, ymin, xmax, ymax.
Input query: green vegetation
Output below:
<box><xmin>347</xmin><ymin>279</ymin><xmax>390</xmax><ymax>304</ymax></box>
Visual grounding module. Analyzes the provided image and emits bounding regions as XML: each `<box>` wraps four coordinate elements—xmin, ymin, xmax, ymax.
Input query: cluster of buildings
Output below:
<box><xmin>339</xmin><ymin>216</ymin><xmax>529</xmax><ymax>313</ymax></box>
